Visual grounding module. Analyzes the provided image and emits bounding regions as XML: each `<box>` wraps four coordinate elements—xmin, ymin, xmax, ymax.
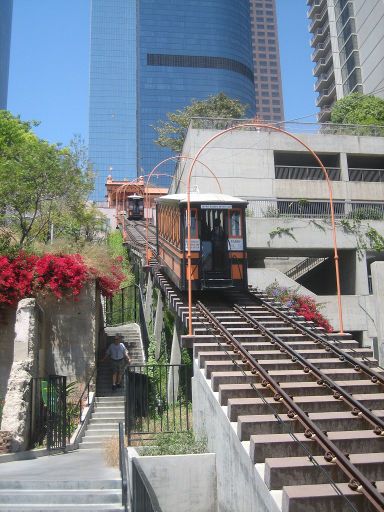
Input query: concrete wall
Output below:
<box><xmin>174</xmin><ymin>128</ymin><xmax>384</xmax><ymax>201</ymax></box>
<box><xmin>38</xmin><ymin>281</ymin><xmax>100</xmax><ymax>383</ymax></box>
<box><xmin>192</xmin><ymin>361</ymin><xmax>280</xmax><ymax>512</ymax></box>
<box><xmin>131</xmin><ymin>452</ymin><xmax>217</xmax><ymax>512</ymax></box>
<box><xmin>371</xmin><ymin>261</ymin><xmax>384</xmax><ymax>364</ymax></box>
<box><xmin>0</xmin><ymin>306</ymin><xmax>16</xmax><ymax>398</ymax></box>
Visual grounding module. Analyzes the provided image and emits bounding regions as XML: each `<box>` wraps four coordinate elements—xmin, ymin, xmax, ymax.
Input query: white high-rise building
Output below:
<box><xmin>308</xmin><ymin>0</ymin><xmax>384</xmax><ymax>121</ymax></box>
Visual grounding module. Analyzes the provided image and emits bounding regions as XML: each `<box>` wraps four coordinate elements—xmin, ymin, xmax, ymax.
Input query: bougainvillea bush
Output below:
<box><xmin>0</xmin><ymin>251</ymin><xmax>125</xmax><ymax>306</ymax></box>
<box><xmin>265</xmin><ymin>281</ymin><xmax>333</xmax><ymax>332</ymax></box>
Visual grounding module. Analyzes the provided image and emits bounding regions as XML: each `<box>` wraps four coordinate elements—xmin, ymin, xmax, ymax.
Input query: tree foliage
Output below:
<box><xmin>154</xmin><ymin>92</ymin><xmax>248</xmax><ymax>152</ymax></box>
<box><xmin>330</xmin><ymin>93</ymin><xmax>384</xmax><ymax>125</ymax></box>
<box><xmin>0</xmin><ymin>112</ymin><xmax>100</xmax><ymax>248</ymax></box>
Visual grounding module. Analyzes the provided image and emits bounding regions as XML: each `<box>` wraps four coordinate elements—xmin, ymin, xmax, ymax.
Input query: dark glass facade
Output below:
<box><xmin>249</xmin><ymin>0</ymin><xmax>284</xmax><ymax>122</ymax></box>
<box><xmin>89</xmin><ymin>0</ymin><xmax>255</xmax><ymax>201</ymax></box>
<box><xmin>0</xmin><ymin>0</ymin><xmax>13</xmax><ymax>110</ymax></box>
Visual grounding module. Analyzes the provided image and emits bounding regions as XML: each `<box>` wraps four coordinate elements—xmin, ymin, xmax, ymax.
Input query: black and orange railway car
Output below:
<box><xmin>127</xmin><ymin>194</ymin><xmax>144</xmax><ymax>220</ymax></box>
<box><xmin>156</xmin><ymin>193</ymin><xmax>248</xmax><ymax>291</ymax></box>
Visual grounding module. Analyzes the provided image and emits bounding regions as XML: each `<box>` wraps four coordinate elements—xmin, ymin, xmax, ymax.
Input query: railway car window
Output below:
<box><xmin>185</xmin><ymin>209</ymin><xmax>198</xmax><ymax>238</ymax></box>
<box><xmin>229</xmin><ymin>210</ymin><xmax>242</xmax><ymax>237</ymax></box>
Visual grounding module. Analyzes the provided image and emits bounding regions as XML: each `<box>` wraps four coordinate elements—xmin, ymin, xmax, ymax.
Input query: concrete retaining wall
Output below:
<box><xmin>38</xmin><ymin>281</ymin><xmax>100</xmax><ymax>382</ymax></box>
<box><xmin>192</xmin><ymin>361</ymin><xmax>280</xmax><ymax>512</ymax></box>
<box><xmin>130</xmin><ymin>451</ymin><xmax>217</xmax><ymax>512</ymax></box>
<box><xmin>371</xmin><ymin>261</ymin><xmax>384</xmax><ymax>365</ymax></box>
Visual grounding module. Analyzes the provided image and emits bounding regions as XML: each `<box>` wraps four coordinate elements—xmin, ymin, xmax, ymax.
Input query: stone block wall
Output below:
<box><xmin>0</xmin><ymin>306</ymin><xmax>16</xmax><ymax>399</ymax></box>
<box><xmin>0</xmin><ymin>431</ymin><xmax>12</xmax><ymax>454</ymax></box>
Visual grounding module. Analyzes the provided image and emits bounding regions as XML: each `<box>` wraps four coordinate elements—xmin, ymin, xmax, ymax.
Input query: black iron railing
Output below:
<box><xmin>69</xmin><ymin>368</ymin><xmax>97</xmax><ymax>444</ymax></box>
<box><xmin>125</xmin><ymin>364</ymin><xmax>192</xmax><ymax>445</ymax></box>
<box><xmin>105</xmin><ymin>284</ymin><xmax>150</xmax><ymax>359</ymax></box>
<box><xmin>132</xmin><ymin>458</ymin><xmax>163</xmax><ymax>512</ymax></box>
<box><xmin>119</xmin><ymin>422</ymin><xmax>130</xmax><ymax>512</ymax></box>
<box><xmin>30</xmin><ymin>375</ymin><xmax>67</xmax><ymax>452</ymax></box>
<box><xmin>105</xmin><ymin>285</ymin><xmax>139</xmax><ymax>326</ymax></box>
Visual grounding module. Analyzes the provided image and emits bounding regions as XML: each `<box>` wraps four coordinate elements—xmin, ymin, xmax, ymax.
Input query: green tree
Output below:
<box><xmin>330</xmin><ymin>93</ymin><xmax>384</xmax><ymax>125</ymax></box>
<box><xmin>154</xmin><ymin>92</ymin><xmax>248</xmax><ymax>152</ymax></box>
<box><xmin>0</xmin><ymin>112</ymin><xmax>96</xmax><ymax>248</ymax></box>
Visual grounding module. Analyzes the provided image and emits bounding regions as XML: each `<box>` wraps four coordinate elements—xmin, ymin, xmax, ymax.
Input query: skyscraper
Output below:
<box><xmin>308</xmin><ymin>0</ymin><xmax>384</xmax><ymax>122</ymax></box>
<box><xmin>249</xmin><ymin>0</ymin><xmax>284</xmax><ymax>122</ymax></box>
<box><xmin>0</xmin><ymin>0</ymin><xmax>13</xmax><ymax>110</ymax></box>
<box><xmin>89</xmin><ymin>0</ymin><xmax>256</xmax><ymax>202</ymax></box>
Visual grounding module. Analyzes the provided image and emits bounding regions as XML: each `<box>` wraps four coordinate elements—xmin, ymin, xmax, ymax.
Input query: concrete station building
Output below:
<box><xmin>171</xmin><ymin>119</ymin><xmax>384</xmax><ymax>359</ymax></box>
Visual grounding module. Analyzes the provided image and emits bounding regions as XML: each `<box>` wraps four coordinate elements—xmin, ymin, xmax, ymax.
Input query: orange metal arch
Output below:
<box><xmin>186</xmin><ymin>122</ymin><xmax>344</xmax><ymax>336</ymax></box>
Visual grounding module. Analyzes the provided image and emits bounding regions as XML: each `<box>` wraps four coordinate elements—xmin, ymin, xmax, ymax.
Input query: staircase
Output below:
<box><xmin>286</xmin><ymin>257</ymin><xmax>328</xmax><ymax>281</ymax></box>
<box><xmin>78</xmin><ymin>360</ymin><xmax>125</xmax><ymax>449</ymax></box>
<box><xmin>0</xmin><ymin>479</ymin><xmax>123</xmax><ymax>511</ymax></box>
<box><xmin>0</xmin><ymin>449</ymin><xmax>124</xmax><ymax>511</ymax></box>
<box><xmin>105</xmin><ymin>323</ymin><xmax>145</xmax><ymax>365</ymax></box>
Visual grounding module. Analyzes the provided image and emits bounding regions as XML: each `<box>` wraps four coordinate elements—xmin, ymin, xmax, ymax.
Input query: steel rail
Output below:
<box><xmin>234</xmin><ymin>304</ymin><xmax>384</xmax><ymax>435</ymax></box>
<box><xmin>196</xmin><ymin>300</ymin><xmax>384</xmax><ymax>512</ymax></box>
<box><xmin>195</xmin><ymin>305</ymin><xmax>360</xmax><ymax>512</ymax></box>
<box><xmin>249</xmin><ymin>289</ymin><xmax>384</xmax><ymax>387</ymax></box>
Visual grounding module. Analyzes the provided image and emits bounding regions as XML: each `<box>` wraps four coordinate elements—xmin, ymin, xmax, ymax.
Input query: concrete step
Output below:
<box><xmin>226</xmin><ymin>393</ymin><xmax>384</xmax><ymax>420</ymax></box>
<box><xmin>197</xmin><ymin>350</ymin><xmax>374</xmax><ymax>368</ymax></box>
<box><xmin>188</xmin><ymin>335</ymin><xmax>359</xmax><ymax>349</ymax></box>
<box><xmin>282</xmin><ymin>480</ymin><xmax>384</xmax><ymax>512</ymax></box>
<box><xmin>238</xmin><ymin>409</ymin><xmax>384</xmax><ymax>440</ymax></box>
<box><xmin>204</xmin><ymin>355</ymin><xmax>377</xmax><ymax>372</ymax></box>
<box><xmin>218</xmin><ymin>380</ymin><xmax>383</xmax><ymax>403</ymax></box>
<box><xmin>207</xmin><ymin>365</ymin><xmax>381</xmax><ymax>381</ymax></box>
<box><xmin>87</xmin><ymin>424</ymin><xmax>120</xmax><ymax>432</ymax></box>
<box><xmin>79</xmin><ymin>441</ymin><xmax>109</xmax><ymax>449</ymax></box>
<box><xmin>0</xmin><ymin>490</ymin><xmax>121</xmax><ymax>504</ymax></box>
<box><xmin>89</xmin><ymin>417</ymin><xmax>124</xmax><ymax>424</ymax></box>
<box><xmin>265</xmin><ymin>452</ymin><xmax>384</xmax><ymax>489</ymax></box>
<box><xmin>0</xmin><ymin>480</ymin><xmax>121</xmax><ymax>490</ymax></box>
<box><xmin>95</xmin><ymin>398</ymin><xmax>125</xmax><ymax>404</ymax></box>
<box><xmin>94</xmin><ymin>406</ymin><xmax>125</xmax><ymax>413</ymax></box>
<box><xmin>0</xmin><ymin>507</ymin><xmax>124</xmax><ymax>512</ymax></box>
<box><xmin>193</xmin><ymin>342</ymin><xmax>367</xmax><ymax>356</ymax></box>
<box><xmin>81</xmin><ymin>434</ymin><xmax>119</xmax><ymax>442</ymax></box>
<box><xmin>249</xmin><ymin>429</ymin><xmax>384</xmax><ymax>462</ymax></box>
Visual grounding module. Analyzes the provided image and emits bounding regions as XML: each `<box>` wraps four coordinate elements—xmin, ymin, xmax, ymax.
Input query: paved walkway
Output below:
<box><xmin>0</xmin><ymin>448</ymin><xmax>119</xmax><ymax>481</ymax></box>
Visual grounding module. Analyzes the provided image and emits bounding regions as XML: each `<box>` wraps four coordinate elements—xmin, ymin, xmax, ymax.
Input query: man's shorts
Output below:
<box><xmin>111</xmin><ymin>358</ymin><xmax>125</xmax><ymax>373</ymax></box>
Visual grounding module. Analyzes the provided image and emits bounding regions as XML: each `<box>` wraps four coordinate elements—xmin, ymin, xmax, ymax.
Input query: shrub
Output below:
<box><xmin>139</xmin><ymin>430</ymin><xmax>207</xmax><ymax>456</ymax></box>
<box><xmin>0</xmin><ymin>251</ymin><xmax>125</xmax><ymax>306</ymax></box>
<box><xmin>265</xmin><ymin>281</ymin><xmax>333</xmax><ymax>332</ymax></box>
<box><xmin>347</xmin><ymin>207</ymin><xmax>383</xmax><ymax>221</ymax></box>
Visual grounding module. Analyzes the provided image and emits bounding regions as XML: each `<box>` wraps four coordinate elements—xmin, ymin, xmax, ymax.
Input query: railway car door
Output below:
<box><xmin>201</xmin><ymin>208</ymin><xmax>231</xmax><ymax>287</ymax></box>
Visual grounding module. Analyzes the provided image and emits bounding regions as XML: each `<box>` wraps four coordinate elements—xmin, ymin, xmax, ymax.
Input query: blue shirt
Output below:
<box><xmin>106</xmin><ymin>342</ymin><xmax>127</xmax><ymax>360</ymax></box>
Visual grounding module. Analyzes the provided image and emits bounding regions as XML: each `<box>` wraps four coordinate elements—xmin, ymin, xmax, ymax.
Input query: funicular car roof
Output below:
<box><xmin>157</xmin><ymin>193</ymin><xmax>247</xmax><ymax>205</ymax></box>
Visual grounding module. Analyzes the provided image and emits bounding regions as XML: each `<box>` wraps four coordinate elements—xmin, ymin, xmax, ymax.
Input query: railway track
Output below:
<box><xmin>125</xmin><ymin>220</ymin><xmax>157</xmax><ymax>254</ymax></box>
<box><xmin>151</xmin><ymin>269</ymin><xmax>384</xmax><ymax>512</ymax></box>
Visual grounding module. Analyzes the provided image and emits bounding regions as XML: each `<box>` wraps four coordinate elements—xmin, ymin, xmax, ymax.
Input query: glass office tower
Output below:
<box><xmin>0</xmin><ymin>0</ymin><xmax>13</xmax><ymax>110</ymax></box>
<box><xmin>89</xmin><ymin>0</ymin><xmax>256</xmax><ymax>201</ymax></box>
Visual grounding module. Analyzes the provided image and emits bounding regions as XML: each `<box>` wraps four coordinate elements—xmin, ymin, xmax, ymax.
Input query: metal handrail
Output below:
<box><xmin>132</xmin><ymin>458</ymin><xmax>163</xmax><ymax>511</ymax></box>
<box><xmin>286</xmin><ymin>257</ymin><xmax>328</xmax><ymax>280</ymax></box>
<box><xmin>71</xmin><ymin>367</ymin><xmax>97</xmax><ymax>444</ymax></box>
<box><xmin>246</xmin><ymin>198</ymin><xmax>384</xmax><ymax>219</ymax></box>
<box><xmin>119</xmin><ymin>422</ymin><xmax>130</xmax><ymax>511</ymax></box>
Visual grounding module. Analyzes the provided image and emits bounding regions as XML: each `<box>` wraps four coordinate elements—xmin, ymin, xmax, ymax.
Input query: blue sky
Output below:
<box><xmin>7</xmin><ymin>0</ymin><xmax>318</xmax><ymax>146</ymax></box>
